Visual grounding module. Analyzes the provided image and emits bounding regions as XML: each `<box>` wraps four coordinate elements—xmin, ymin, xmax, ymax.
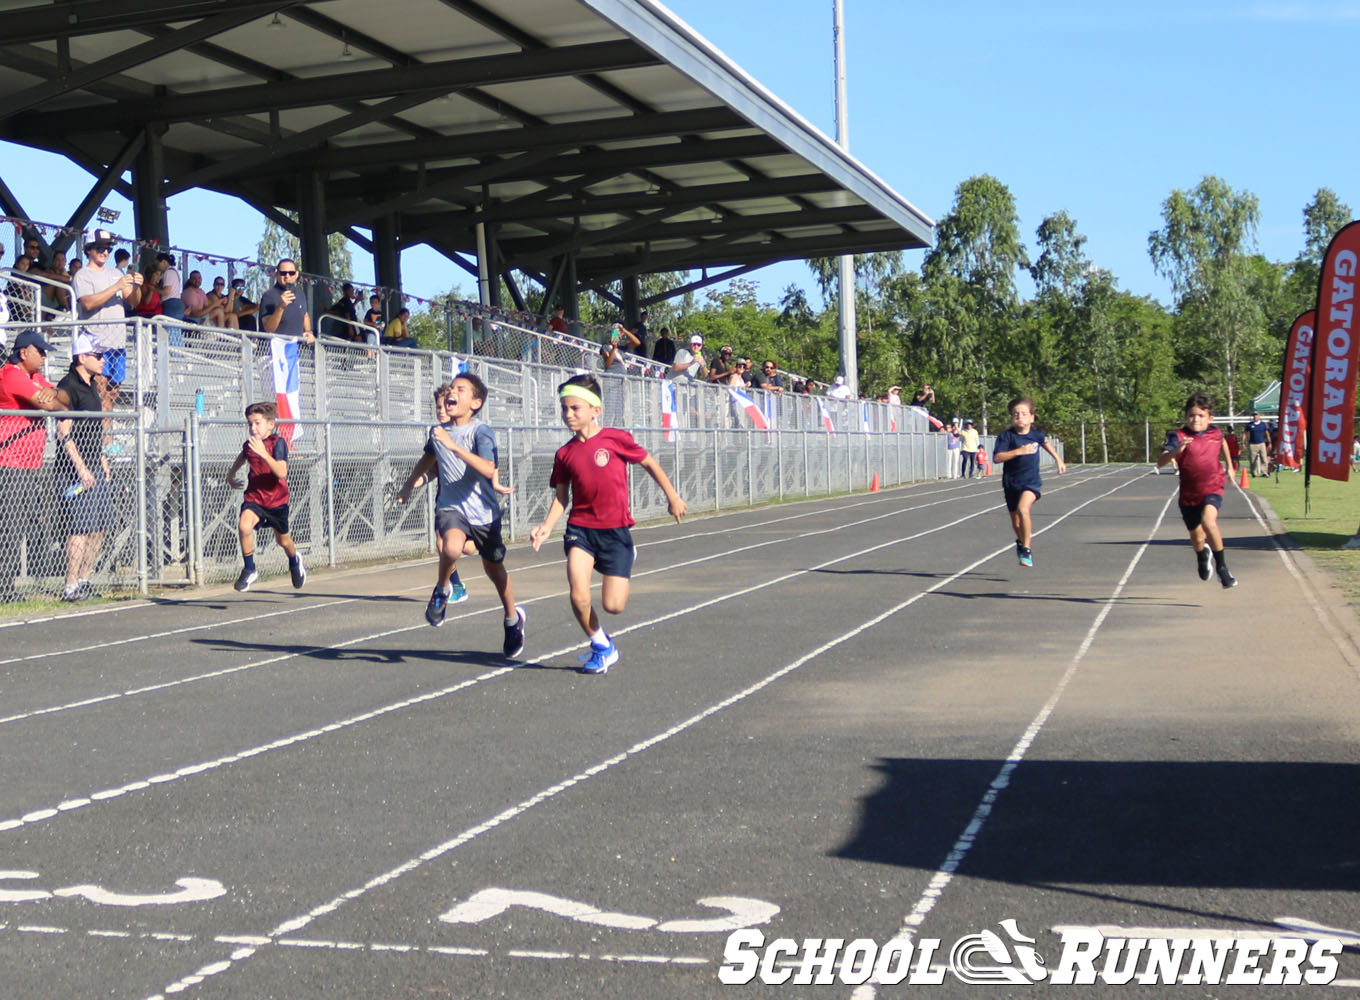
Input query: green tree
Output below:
<box><xmin>1282</xmin><ymin>188</ymin><xmax>1353</xmax><ymax>324</ymax></box>
<box><xmin>1148</xmin><ymin>176</ymin><xmax>1263</xmax><ymax>414</ymax></box>
<box><xmin>919</xmin><ymin>175</ymin><xmax>1029</xmax><ymax>430</ymax></box>
<box><xmin>252</xmin><ymin>213</ymin><xmax>355</xmax><ymax>308</ymax></box>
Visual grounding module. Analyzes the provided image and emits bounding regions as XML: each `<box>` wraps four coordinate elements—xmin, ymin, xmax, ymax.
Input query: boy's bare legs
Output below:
<box><xmin>437</xmin><ymin>528</ymin><xmax>466</xmax><ymax>589</ymax></box>
<box><xmin>1011</xmin><ymin>492</ymin><xmax>1036</xmax><ymax>548</ymax></box>
<box><xmin>482</xmin><ymin>557</ymin><xmax>516</xmax><ymax>618</ymax></box>
<box><xmin>600</xmin><ymin>574</ymin><xmax>630</xmax><ymax>616</ymax></box>
<box><xmin>566</xmin><ymin>546</ymin><xmax>599</xmax><ymax>636</ymax></box>
<box><xmin>1200</xmin><ymin>506</ymin><xmax>1225</xmax><ymax>552</ymax></box>
<box><xmin>276</xmin><ymin>531</ymin><xmax>298</xmax><ymax>560</ymax></box>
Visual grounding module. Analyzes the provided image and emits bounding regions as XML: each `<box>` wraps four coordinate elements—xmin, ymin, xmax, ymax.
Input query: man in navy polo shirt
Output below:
<box><xmin>259</xmin><ymin>259</ymin><xmax>314</xmax><ymax>344</ymax></box>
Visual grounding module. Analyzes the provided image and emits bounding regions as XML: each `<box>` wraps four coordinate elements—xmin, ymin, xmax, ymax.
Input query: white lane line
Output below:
<box><xmin>849</xmin><ymin>489</ymin><xmax>1177</xmax><ymax>1000</ymax></box>
<box><xmin>141</xmin><ymin>474</ymin><xmax>1145</xmax><ymax>1000</ymax></box>
<box><xmin>0</xmin><ymin>470</ymin><xmax>1134</xmax><ymax>836</ymax></box>
<box><xmin>0</xmin><ymin>472</ymin><xmax>1069</xmax><ymax>730</ymax></box>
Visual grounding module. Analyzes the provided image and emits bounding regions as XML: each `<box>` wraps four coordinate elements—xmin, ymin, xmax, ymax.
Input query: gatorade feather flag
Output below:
<box><xmin>818</xmin><ymin>399</ymin><xmax>836</xmax><ymax>434</ymax></box>
<box><xmin>270</xmin><ymin>337</ymin><xmax>303</xmax><ymax>444</ymax></box>
<box><xmin>1308</xmin><ymin>220</ymin><xmax>1360</xmax><ymax>482</ymax></box>
<box><xmin>729</xmin><ymin>386</ymin><xmax>769</xmax><ymax>430</ymax></box>
<box><xmin>1277</xmin><ymin>310</ymin><xmax>1313</xmax><ymax>470</ymax></box>
<box><xmin>660</xmin><ymin>380</ymin><xmax>676</xmax><ymax>441</ymax></box>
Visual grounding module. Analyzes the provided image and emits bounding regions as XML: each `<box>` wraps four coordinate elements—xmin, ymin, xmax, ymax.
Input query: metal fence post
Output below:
<box><xmin>188</xmin><ymin>411</ymin><xmax>202</xmax><ymax>585</ymax></box>
<box><xmin>135</xmin><ymin>403</ymin><xmax>148</xmax><ymax>595</ymax></box>
<box><xmin>506</xmin><ymin>427</ymin><xmax>517</xmax><ymax>542</ymax></box>
<box><xmin>747</xmin><ymin>429</ymin><xmax>754</xmax><ymax>506</ymax></box>
<box><xmin>1081</xmin><ymin>422</ymin><xmax>1087</xmax><ymax>465</ymax></box>
<box><xmin>1144</xmin><ymin>420</ymin><xmax>1150</xmax><ymax>464</ymax></box>
<box><xmin>324</xmin><ymin>422</ymin><xmax>337</xmax><ymax>567</ymax></box>
<box><xmin>804</xmin><ymin>431</ymin><xmax>810</xmax><ymax>497</ymax></box>
<box><xmin>714</xmin><ymin>430</ymin><xmax>721</xmax><ymax>511</ymax></box>
<box><xmin>777</xmin><ymin>428</ymin><xmax>784</xmax><ymax>502</ymax></box>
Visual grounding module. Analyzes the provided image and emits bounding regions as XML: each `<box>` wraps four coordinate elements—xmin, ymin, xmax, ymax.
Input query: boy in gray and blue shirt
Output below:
<box><xmin>396</xmin><ymin>374</ymin><xmax>525</xmax><ymax>658</ymax></box>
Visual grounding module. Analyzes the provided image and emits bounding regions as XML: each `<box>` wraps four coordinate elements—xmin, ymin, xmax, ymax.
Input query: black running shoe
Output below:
<box><xmin>503</xmin><ymin>607</ymin><xmax>526</xmax><ymax>659</ymax></box>
<box><xmin>1197</xmin><ymin>549</ymin><xmax>1212</xmax><ymax>581</ymax></box>
<box><xmin>234</xmin><ymin>568</ymin><xmax>258</xmax><ymax>592</ymax></box>
<box><xmin>1218</xmin><ymin>565</ymin><xmax>1237</xmax><ymax>589</ymax></box>
<box><xmin>290</xmin><ymin>558</ymin><xmax>306</xmax><ymax>589</ymax></box>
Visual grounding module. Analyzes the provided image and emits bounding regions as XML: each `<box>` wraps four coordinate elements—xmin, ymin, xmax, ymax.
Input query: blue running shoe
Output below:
<box><xmin>1018</xmin><ymin>546</ymin><xmax>1033</xmax><ymax>568</ymax></box>
<box><xmin>579</xmin><ymin>639</ymin><xmax>618</xmax><ymax>675</ymax></box>
<box><xmin>449</xmin><ymin>581</ymin><xmax>469</xmax><ymax>604</ymax></box>
<box><xmin>503</xmin><ymin>607</ymin><xmax>526</xmax><ymax>659</ymax></box>
<box><xmin>425</xmin><ymin>584</ymin><xmax>450</xmax><ymax>627</ymax></box>
<box><xmin>234</xmin><ymin>568</ymin><xmax>258</xmax><ymax>592</ymax></box>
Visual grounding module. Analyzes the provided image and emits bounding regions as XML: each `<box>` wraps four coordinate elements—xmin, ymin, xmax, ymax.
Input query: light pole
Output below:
<box><xmin>833</xmin><ymin>0</ymin><xmax>857</xmax><ymax>397</ymax></box>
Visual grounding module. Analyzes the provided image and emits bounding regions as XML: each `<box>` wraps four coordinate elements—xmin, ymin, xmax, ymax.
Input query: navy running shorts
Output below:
<box><xmin>1003</xmin><ymin>484</ymin><xmax>1040</xmax><ymax>512</ymax></box>
<box><xmin>1179</xmin><ymin>494</ymin><xmax>1222</xmax><ymax>531</ymax></box>
<box><xmin>563</xmin><ymin>523</ymin><xmax>636</xmax><ymax>578</ymax></box>
<box><xmin>241</xmin><ymin>500</ymin><xmax>289</xmax><ymax>536</ymax></box>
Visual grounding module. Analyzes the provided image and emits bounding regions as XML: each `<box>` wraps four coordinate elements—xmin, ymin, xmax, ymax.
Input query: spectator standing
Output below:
<box><xmin>651</xmin><ymin>327</ymin><xmax>676</xmax><ymax>366</ymax></box>
<box><xmin>827</xmin><ymin>374</ymin><xmax>853</xmax><ymax>400</ymax></box>
<box><xmin>887</xmin><ymin>385</ymin><xmax>903</xmax><ymax>407</ymax></box>
<box><xmin>912</xmin><ymin>382</ymin><xmax>936</xmax><ymax>408</ymax></box>
<box><xmin>155</xmin><ymin>253</ymin><xmax>184</xmax><ymax>319</ymax></box>
<box><xmin>945</xmin><ymin>420</ymin><xmax>962</xmax><ymax>478</ymax></box>
<box><xmin>751</xmin><ymin>359</ymin><xmax>784</xmax><ymax>394</ymax></box>
<box><xmin>55</xmin><ymin>334</ymin><xmax>116</xmax><ymax>601</ymax></box>
<box><xmin>670</xmin><ymin>334</ymin><xmax>707</xmax><ymax>381</ymax></box>
<box><xmin>323</xmin><ymin>283</ymin><xmax>362</xmax><ymax>341</ymax></box>
<box><xmin>0</xmin><ymin>331</ymin><xmax>66</xmax><ymax>602</ymax></box>
<box><xmin>548</xmin><ymin>306</ymin><xmax>569</xmax><ymax>334</ymax></box>
<box><xmin>112</xmin><ymin>249</ymin><xmax>131</xmax><ymax>274</ymax></box>
<box><xmin>259</xmin><ymin>259</ymin><xmax>314</xmax><ymax>344</ymax></box>
<box><xmin>382</xmin><ymin>307</ymin><xmax>417</xmax><ymax>349</ymax></box>
<box><xmin>1245</xmin><ymin>411</ymin><xmax>1271</xmax><ymax>478</ymax></box>
<box><xmin>72</xmin><ymin>229</ymin><xmax>142</xmax><ymax>390</ymax></box>
<box><xmin>708</xmin><ymin>345</ymin><xmax>739</xmax><ymax>384</ymax></box>
<box><xmin>959</xmin><ymin>419</ymin><xmax>980</xmax><ymax>478</ymax></box>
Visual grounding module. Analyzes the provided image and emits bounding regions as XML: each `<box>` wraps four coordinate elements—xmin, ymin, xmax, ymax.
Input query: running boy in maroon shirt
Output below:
<box><xmin>1156</xmin><ymin>391</ymin><xmax>1237</xmax><ymax>588</ymax></box>
<box><xmin>530</xmin><ymin>374</ymin><xmax>686</xmax><ymax>675</ymax></box>
<box><xmin>225</xmin><ymin>401</ymin><xmax>305</xmax><ymax>592</ymax></box>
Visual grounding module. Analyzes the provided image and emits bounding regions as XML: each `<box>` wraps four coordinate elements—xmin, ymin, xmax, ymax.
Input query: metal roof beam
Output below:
<box><xmin>0</xmin><ymin>6</ymin><xmax>291</xmax><ymax>121</ymax></box>
<box><xmin>585</xmin><ymin>230</ymin><xmax>910</xmax><ymax>279</ymax></box>
<box><xmin>0</xmin><ymin>0</ymin><xmax>319</xmax><ymax>46</ymax></box>
<box><xmin>7</xmin><ymin>40</ymin><xmax>660</xmax><ymax>138</ymax></box>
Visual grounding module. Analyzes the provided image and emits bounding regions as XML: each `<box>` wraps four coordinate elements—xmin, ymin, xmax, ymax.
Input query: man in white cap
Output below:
<box><xmin>827</xmin><ymin>374</ymin><xmax>853</xmax><ymax>400</ymax></box>
<box><xmin>55</xmin><ymin>333</ymin><xmax>117</xmax><ymax>600</ymax></box>
<box><xmin>72</xmin><ymin>228</ymin><xmax>142</xmax><ymax>390</ymax></box>
<box><xmin>670</xmin><ymin>333</ymin><xmax>708</xmax><ymax>381</ymax></box>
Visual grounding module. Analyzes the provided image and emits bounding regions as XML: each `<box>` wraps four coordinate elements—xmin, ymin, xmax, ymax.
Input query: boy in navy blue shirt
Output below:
<box><xmin>993</xmin><ymin>396</ymin><xmax>1065</xmax><ymax>567</ymax></box>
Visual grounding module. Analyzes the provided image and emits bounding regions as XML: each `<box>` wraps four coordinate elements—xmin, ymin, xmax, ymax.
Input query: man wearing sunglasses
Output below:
<box><xmin>260</xmin><ymin>259</ymin><xmax>314</xmax><ymax>344</ymax></box>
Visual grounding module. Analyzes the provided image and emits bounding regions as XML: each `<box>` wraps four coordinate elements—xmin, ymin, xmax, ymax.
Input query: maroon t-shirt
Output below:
<box><xmin>1172</xmin><ymin>426</ymin><xmax>1226</xmax><ymax>506</ymax></box>
<box><xmin>243</xmin><ymin>434</ymin><xmax>289</xmax><ymax>508</ymax></box>
<box><xmin>550</xmin><ymin>428</ymin><xmax>649</xmax><ymax>529</ymax></box>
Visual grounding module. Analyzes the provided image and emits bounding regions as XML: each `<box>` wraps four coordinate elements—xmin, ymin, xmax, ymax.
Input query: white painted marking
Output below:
<box><xmin>439</xmin><ymin>888</ymin><xmax>776</xmax><ymax>933</ymax></box>
<box><xmin>850</xmin><ymin>490</ymin><xmax>1177</xmax><ymax>1000</ymax></box>
<box><xmin>142</xmin><ymin>472</ymin><xmax>1144</xmax><ymax>1000</ymax></box>
<box><xmin>52</xmin><ymin>878</ymin><xmax>226</xmax><ymax>907</ymax></box>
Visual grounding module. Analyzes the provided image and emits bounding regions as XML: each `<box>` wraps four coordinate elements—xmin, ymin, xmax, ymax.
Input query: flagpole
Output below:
<box><xmin>833</xmin><ymin>0</ymin><xmax>857</xmax><ymax>398</ymax></box>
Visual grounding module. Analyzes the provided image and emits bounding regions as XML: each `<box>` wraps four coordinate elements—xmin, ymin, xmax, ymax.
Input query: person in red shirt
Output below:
<box><xmin>0</xmin><ymin>331</ymin><xmax>68</xmax><ymax>601</ymax></box>
<box><xmin>530</xmin><ymin>374</ymin><xmax>685</xmax><ymax>675</ymax></box>
<box><xmin>1156</xmin><ymin>391</ymin><xmax>1237</xmax><ymax>588</ymax></box>
<box><xmin>225</xmin><ymin>401</ymin><xmax>306</xmax><ymax>593</ymax></box>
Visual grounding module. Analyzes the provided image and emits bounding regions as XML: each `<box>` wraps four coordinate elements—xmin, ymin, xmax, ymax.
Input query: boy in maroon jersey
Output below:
<box><xmin>225</xmin><ymin>401</ymin><xmax>305</xmax><ymax>592</ymax></box>
<box><xmin>530</xmin><ymin>374</ymin><xmax>686</xmax><ymax>675</ymax></box>
<box><xmin>1156</xmin><ymin>391</ymin><xmax>1237</xmax><ymax>588</ymax></box>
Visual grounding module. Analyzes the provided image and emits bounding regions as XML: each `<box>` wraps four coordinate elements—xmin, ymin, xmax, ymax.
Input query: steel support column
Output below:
<box><xmin>297</xmin><ymin>170</ymin><xmax>330</xmax><ymax>281</ymax></box>
<box><xmin>374</xmin><ymin>214</ymin><xmax>402</xmax><ymax>306</ymax></box>
<box><xmin>133</xmin><ymin>125</ymin><xmax>169</xmax><ymax>271</ymax></box>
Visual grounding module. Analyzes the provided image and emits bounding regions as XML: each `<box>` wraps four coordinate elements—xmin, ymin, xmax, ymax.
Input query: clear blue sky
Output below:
<box><xmin>3</xmin><ymin>1</ymin><xmax>1355</xmax><ymax>310</ymax></box>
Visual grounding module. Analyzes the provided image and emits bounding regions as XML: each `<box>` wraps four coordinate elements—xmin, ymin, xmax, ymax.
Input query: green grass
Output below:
<box><xmin>1248</xmin><ymin>470</ymin><xmax>1360</xmax><ymax>607</ymax></box>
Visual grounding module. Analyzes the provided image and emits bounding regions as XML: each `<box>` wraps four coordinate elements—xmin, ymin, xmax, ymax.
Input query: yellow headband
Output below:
<box><xmin>559</xmin><ymin>385</ymin><xmax>602</xmax><ymax>408</ymax></box>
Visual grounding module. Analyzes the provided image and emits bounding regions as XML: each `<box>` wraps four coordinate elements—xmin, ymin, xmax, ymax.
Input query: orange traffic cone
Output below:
<box><xmin>1239</xmin><ymin>466</ymin><xmax>1249</xmax><ymax>489</ymax></box>
<box><xmin>870</xmin><ymin>471</ymin><xmax>881</xmax><ymax>492</ymax></box>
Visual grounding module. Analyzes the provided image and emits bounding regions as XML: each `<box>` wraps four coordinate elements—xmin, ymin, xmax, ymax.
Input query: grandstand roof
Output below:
<box><xmin>0</xmin><ymin>0</ymin><xmax>933</xmax><ymax>287</ymax></box>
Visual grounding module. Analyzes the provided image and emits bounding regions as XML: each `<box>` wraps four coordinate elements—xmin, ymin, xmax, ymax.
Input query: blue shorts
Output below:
<box><xmin>1179</xmin><ymin>494</ymin><xmax>1222</xmax><ymax>531</ymax></box>
<box><xmin>563</xmin><ymin>524</ymin><xmax>636</xmax><ymax>578</ymax></box>
<box><xmin>1003</xmin><ymin>484</ymin><xmax>1041</xmax><ymax>512</ymax></box>
<box><xmin>435</xmin><ymin>509</ymin><xmax>506</xmax><ymax>563</ymax></box>
<box><xmin>102</xmin><ymin>348</ymin><xmax>126</xmax><ymax>385</ymax></box>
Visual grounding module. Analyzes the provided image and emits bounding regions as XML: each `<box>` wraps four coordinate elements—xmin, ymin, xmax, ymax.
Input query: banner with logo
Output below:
<box><xmin>270</xmin><ymin>337</ymin><xmax>302</xmax><ymax>444</ymax></box>
<box><xmin>1277</xmin><ymin>310</ymin><xmax>1313</xmax><ymax>469</ymax></box>
<box><xmin>1308</xmin><ymin>220</ymin><xmax>1360</xmax><ymax>482</ymax></box>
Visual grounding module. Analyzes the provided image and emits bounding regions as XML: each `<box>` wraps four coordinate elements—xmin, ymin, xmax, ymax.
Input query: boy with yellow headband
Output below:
<box><xmin>530</xmin><ymin>374</ymin><xmax>686</xmax><ymax>674</ymax></box>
